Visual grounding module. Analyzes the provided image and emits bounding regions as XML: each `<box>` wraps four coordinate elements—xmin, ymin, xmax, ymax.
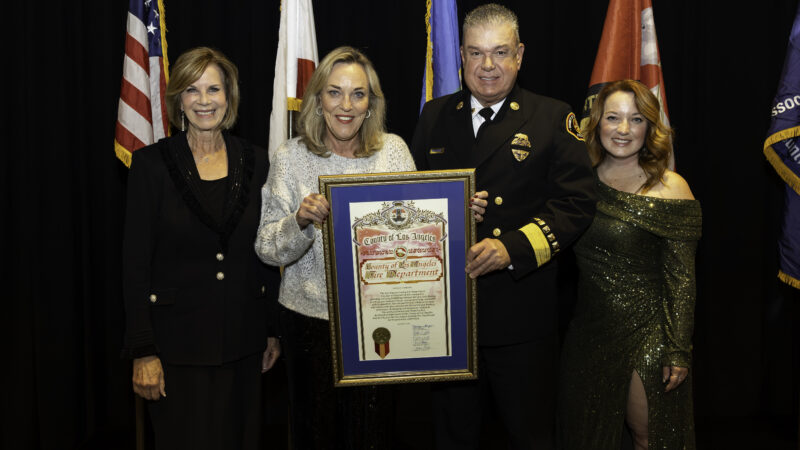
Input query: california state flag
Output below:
<box><xmin>268</xmin><ymin>0</ymin><xmax>319</xmax><ymax>162</ymax></box>
<box><xmin>581</xmin><ymin>0</ymin><xmax>673</xmax><ymax>168</ymax></box>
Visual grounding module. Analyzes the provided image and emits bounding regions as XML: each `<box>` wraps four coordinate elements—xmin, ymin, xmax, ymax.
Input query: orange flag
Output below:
<box><xmin>581</xmin><ymin>0</ymin><xmax>673</xmax><ymax>168</ymax></box>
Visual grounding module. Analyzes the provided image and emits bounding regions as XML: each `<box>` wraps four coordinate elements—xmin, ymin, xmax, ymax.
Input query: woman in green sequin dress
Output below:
<box><xmin>558</xmin><ymin>80</ymin><xmax>701</xmax><ymax>450</ymax></box>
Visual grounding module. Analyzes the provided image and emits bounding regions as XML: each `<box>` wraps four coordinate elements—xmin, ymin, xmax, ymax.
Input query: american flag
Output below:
<box><xmin>114</xmin><ymin>0</ymin><xmax>169</xmax><ymax>168</ymax></box>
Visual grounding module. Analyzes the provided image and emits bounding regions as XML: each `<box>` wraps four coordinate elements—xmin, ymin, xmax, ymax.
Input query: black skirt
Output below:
<box><xmin>147</xmin><ymin>352</ymin><xmax>264</xmax><ymax>450</ymax></box>
<box><xmin>278</xmin><ymin>304</ymin><xmax>396</xmax><ymax>450</ymax></box>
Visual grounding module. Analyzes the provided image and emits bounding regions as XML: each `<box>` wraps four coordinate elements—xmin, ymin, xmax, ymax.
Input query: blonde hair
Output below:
<box><xmin>165</xmin><ymin>47</ymin><xmax>240</xmax><ymax>131</ymax></box>
<box><xmin>296</xmin><ymin>46</ymin><xmax>386</xmax><ymax>158</ymax></box>
<box><xmin>584</xmin><ymin>79</ymin><xmax>673</xmax><ymax>193</ymax></box>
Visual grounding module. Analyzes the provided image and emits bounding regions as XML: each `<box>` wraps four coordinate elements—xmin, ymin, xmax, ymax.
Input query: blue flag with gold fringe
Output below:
<box><xmin>420</xmin><ymin>0</ymin><xmax>461</xmax><ymax>112</ymax></box>
<box><xmin>764</xmin><ymin>4</ymin><xmax>800</xmax><ymax>289</ymax></box>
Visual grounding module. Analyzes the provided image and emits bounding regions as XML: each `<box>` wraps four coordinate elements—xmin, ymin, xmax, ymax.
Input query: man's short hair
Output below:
<box><xmin>462</xmin><ymin>3</ymin><xmax>520</xmax><ymax>45</ymax></box>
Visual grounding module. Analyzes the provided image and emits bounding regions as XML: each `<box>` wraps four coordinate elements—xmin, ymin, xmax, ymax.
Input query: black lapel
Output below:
<box><xmin>160</xmin><ymin>132</ymin><xmax>254</xmax><ymax>251</ymax></box>
<box><xmin>471</xmin><ymin>85</ymin><xmax>527</xmax><ymax>169</ymax></box>
<box><xmin>441</xmin><ymin>91</ymin><xmax>475</xmax><ymax>169</ymax></box>
<box><xmin>161</xmin><ymin>133</ymin><xmax>219</xmax><ymax>235</ymax></box>
<box><xmin>217</xmin><ymin>134</ymin><xmax>254</xmax><ymax>251</ymax></box>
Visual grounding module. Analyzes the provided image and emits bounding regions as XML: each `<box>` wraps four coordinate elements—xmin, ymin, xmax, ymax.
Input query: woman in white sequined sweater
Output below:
<box><xmin>255</xmin><ymin>46</ymin><xmax>415</xmax><ymax>450</ymax></box>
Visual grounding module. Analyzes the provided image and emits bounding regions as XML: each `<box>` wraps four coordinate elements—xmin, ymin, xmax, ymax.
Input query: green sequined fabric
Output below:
<box><xmin>558</xmin><ymin>180</ymin><xmax>702</xmax><ymax>450</ymax></box>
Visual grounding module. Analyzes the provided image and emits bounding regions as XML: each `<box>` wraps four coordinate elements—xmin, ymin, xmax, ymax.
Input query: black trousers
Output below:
<box><xmin>432</xmin><ymin>335</ymin><xmax>558</xmax><ymax>450</ymax></box>
<box><xmin>278</xmin><ymin>304</ymin><xmax>395</xmax><ymax>450</ymax></box>
<box><xmin>147</xmin><ymin>352</ymin><xmax>263</xmax><ymax>450</ymax></box>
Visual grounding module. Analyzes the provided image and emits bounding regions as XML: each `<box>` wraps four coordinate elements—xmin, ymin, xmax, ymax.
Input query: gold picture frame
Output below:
<box><xmin>319</xmin><ymin>169</ymin><xmax>478</xmax><ymax>386</ymax></box>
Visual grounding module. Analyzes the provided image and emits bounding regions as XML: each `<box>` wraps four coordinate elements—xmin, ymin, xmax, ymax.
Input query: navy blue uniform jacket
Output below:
<box><xmin>411</xmin><ymin>85</ymin><xmax>596</xmax><ymax>345</ymax></box>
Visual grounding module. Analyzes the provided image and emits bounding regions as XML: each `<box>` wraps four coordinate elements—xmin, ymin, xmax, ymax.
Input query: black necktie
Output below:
<box><xmin>477</xmin><ymin>107</ymin><xmax>494</xmax><ymax>138</ymax></box>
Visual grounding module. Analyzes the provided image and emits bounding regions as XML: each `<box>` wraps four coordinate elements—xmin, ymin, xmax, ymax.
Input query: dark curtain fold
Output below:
<box><xmin>4</xmin><ymin>1</ymin><xmax>798</xmax><ymax>449</ymax></box>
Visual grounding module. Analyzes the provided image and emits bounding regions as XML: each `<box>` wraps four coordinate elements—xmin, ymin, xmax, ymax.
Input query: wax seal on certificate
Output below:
<box><xmin>373</xmin><ymin>327</ymin><xmax>392</xmax><ymax>359</ymax></box>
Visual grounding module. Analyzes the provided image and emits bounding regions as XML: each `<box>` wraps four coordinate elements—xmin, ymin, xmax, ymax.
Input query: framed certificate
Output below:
<box><xmin>319</xmin><ymin>169</ymin><xmax>478</xmax><ymax>386</ymax></box>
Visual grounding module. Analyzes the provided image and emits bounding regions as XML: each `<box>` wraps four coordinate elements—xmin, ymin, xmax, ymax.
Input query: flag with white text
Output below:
<box><xmin>764</xmin><ymin>3</ymin><xmax>800</xmax><ymax>289</ymax></box>
<box><xmin>420</xmin><ymin>0</ymin><xmax>461</xmax><ymax>112</ymax></box>
<box><xmin>114</xmin><ymin>0</ymin><xmax>169</xmax><ymax>168</ymax></box>
<box><xmin>268</xmin><ymin>0</ymin><xmax>318</xmax><ymax>162</ymax></box>
<box><xmin>581</xmin><ymin>0</ymin><xmax>673</xmax><ymax>168</ymax></box>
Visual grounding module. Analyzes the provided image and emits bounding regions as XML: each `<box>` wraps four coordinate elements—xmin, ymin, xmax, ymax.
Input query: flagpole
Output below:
<box><xmin>289</xmin><ymin>110</ymin><xmax>294</xmax><ymax>140</ymax></box>
<box><xmin>135</xmin><ymin>396</ymin><xmax>145</xmax><ymax>450</ymax></box>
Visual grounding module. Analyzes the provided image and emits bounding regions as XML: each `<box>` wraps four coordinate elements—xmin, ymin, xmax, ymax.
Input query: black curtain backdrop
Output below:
<box><xmin>5</xmin><ymin>0</ymin><xmax>800</xmax><ymax>449</ymax></box>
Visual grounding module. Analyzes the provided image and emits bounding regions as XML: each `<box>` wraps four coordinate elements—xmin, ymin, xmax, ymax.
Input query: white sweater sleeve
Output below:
<box><xmin>255</xmin><ymin>140</ymin><xmax>316</xmax><ymax>266</ymax></box>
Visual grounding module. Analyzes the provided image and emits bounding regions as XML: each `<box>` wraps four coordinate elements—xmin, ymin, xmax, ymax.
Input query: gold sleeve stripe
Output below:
<box><xmin>520</xmin><ymin>223</ymin><xmax>552</xmax><ymax>267</ymax></box>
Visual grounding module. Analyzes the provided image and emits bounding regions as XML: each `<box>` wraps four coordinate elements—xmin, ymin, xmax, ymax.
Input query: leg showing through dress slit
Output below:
<box><xmin>626</xmin><ymin>370</ymin><xmax>649</xmax><ymax>450</ymax></box>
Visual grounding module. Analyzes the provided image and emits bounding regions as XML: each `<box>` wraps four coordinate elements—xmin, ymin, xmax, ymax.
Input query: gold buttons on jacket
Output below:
<box><xmin>149</xmin><ymin>294</ymin><xmax>157</xmax><ymax>303</ymax></box>
<box><xmin>494</xmin><ymin>196</ymin><xmax>503</xmax><ymax>206</ymax></box>
<box><xmin>216</xmin><ymin>272</ymin><xmax>225</xmax><ymax>281</ymax></box>
<box><xmin>261</xmin><ymin>286</ymin><xmax>266</xmax><ymax>295</ymax></box>
<box><xmin>216</xmin><ymin>253</ymin><xmax>224</xmax><ymax>261</ymax></box>
<box><xmin>492</xmin><ymin>228</ymin><xmax>501</xmax><ymax>237</ymax></box>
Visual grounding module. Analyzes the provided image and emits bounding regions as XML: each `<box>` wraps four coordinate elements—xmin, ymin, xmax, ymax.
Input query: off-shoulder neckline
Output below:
<box><xmin>598</xmin><ymin>179</ymin><xmax>698</xmax><ymax>204</ymax></box>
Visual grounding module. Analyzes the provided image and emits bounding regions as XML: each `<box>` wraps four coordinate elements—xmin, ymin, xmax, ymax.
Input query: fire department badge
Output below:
<box><xmin>566</xmin><ymin>112</ymin><xmax>585</xmax><ymax>141</ymax></box>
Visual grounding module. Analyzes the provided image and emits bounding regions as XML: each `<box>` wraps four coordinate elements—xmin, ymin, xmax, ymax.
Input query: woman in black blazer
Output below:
<box><xmin>121</xmin><ymin>47</ymin><xmax>281</xmax><ymax>450</ymax></box>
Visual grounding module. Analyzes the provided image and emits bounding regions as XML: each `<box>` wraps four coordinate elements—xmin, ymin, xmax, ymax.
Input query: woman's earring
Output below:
<box><xmin>181</xmin><ymin>111</ymin><xmax>186</xmax><ymax>132</ymax></box>
<box><xmin>366</xmin><ymin>109</ymin><xmax>372</xmax><ymax>119</ymax></box>
<box><xmin>315</xmin><ymin>106</ymin><xmax>323</xmax><ymax>117</ymax></box>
